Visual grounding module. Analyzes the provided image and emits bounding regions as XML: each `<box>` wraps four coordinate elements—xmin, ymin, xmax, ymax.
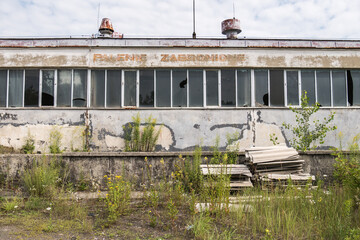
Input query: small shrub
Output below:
<box><xmin>174</xmin><ymin>146</ymin><xmax>203</xmax><ymax>193</ymax></box>
<box><xmin>333</xmin><ymin>133</ymin><xmax>360</xmax><ymax>203</ymax></box>
<box><xmin>49</xmin><ymin>128</ymin><xmax>62</xmax><ymax>154</ymax></box>
<box><xmin>22</xmin><ymin>131</ymin><xmax>35</xmax><ymax>154</ymax></box>
<box><xmin>124</xmin><ymin>113</ymin><xmax>161</xmax><ymax>152</ymax></box>
<box><xmin>22</xmin><ymin>157</ymin><xmax>60</xmax><ymax>198</ymax></box>
<box><xmin>2</xmin><ymin>197</ymin><xmax>21</xmax><ymax>212</ymax></box>
<box><xmin>104</xmin><ymin>174</ymin><xmax>132</xmax><ymax>223</ymax></box>
<box><xmin>283</xmin><ymin>91</ymin><xmax>337</xmax><ymax>151</ymax></box>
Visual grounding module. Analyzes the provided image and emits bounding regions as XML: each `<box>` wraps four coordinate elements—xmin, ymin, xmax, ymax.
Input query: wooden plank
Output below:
<box><xmin>230</xmin><ymin>181</ymin><xmax>253</xmax><ymax>188</ymax></box>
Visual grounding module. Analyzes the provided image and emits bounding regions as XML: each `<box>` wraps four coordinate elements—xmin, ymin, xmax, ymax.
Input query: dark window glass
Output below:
<box><xmin>140</xmin><ymin>70</ymin><xmax>154</xmax><ymax>107</ymax></box>
<box><xmin>42</xmin><ymin>70</ymin><xmax>55</xmax><ymax>106</ymax></box>
<box><xmin>301</xmin><ymin>70</ymin><xmax>316</xmax><ymax>105</ymax></box>
<box><xmin>57</xmin><ymin>70</ymin><xmax>72</xmax><ymax>107</ymax></box>
<box><xmin>316</xmin><ymin>70</ymin><xmax>331</xmax><ymax>107</ymax></box>
<box><xmin>347</xmin><ymin>70</ymin><xmax>360</xmax><ymax>106</ymax></box>
<box><xmin>332</xmin><ymin>71</ymin><xmax>346</xmax><ymax>107</ymax></box>
<box><xmin>156</xmin><ymin>70</ymin><xmax>171</xmax><ymax>107</ymax></box>
<box><xmin>269</xmin><ymin>70</ymin><xmax>284</xmax><ymax>106</ymax></box>
<box><xmin>124</xmin><ymin>71</ymin><xmax>136</xmax><ymax>106</ymax></box>
<box><xmin>255</xmin><ymin>70</ymin><xmax>268</xmax><ymax>106</ymax></box>
<box><xmin>189</xmin><ymin>70</ymin><xmax>203</xmax><ymax>107</ymax></box>
<box><xmin>206</xmin><ymin>70</ymin><xmax>218</xmax><ymax>106</ymax></box>
<box><xmin>73</xmin><ymin>70</ymin><xmax>87</xmax><ymax>107</ymax></box>
<box><xmin>107</xmin><ymin>70</ymin><xmax>121</xmax><ymax>107</ymax></box>
<box><xmin>91</xmin><ymin>70</ymin><xmax>105</xmax><ymax>107</ymax></box>
<box><xmin>0</xmin><ymin>70</ymin><xmax>7</xmax><ymax>107</ymax></box>
<box><xmin>172</xmin><ymin>70</ymin><xmax>187</xmax><ymax>107</ymax></box>
<box><xmin>24</xmin><ymin>70</ymin><xmax>39</xmax><ymax>107</ymax></box>
<box><xmin>237</xmin><ymin>70</ymin><xmax>251</xmax><ymax>107</ymax></box>
<box><xmin>9</xmin><ymin>70</ymin><xmax>23</xmax><ymax>107</ymax></box>
<box><xmin>286</xmin><ymin>71</ymin><xmax>299</xmax><ymax>105</ymax></box>
<box><xmin>221</xmin><ymin>69</ymin><xmax>235</xmax><ymax>106</ymax></box>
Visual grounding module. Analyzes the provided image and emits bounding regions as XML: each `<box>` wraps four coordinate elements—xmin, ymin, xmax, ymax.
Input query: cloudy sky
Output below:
<box><xmin>0</xmin><ymin>0</ymin><xmax>359</xmax><ymax>39</ymax></box>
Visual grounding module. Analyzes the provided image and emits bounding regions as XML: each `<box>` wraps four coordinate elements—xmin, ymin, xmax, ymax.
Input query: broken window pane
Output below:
<box><xmin>172</xmin><ymin>70</ymin><xmax>187</xmax><ymax>107</ymax></box>
<box><xmin>347</xmin><ymin>70</ymin><xmax>360</xmax><ymax>106</ymax></box>
<box><xmin>189</xmin><ymin>70</ymin><xmax>203</xmax><ymax>107</ymax></box>
<box><xmin>140</xmin><ymin>70</ymin><xmax>154</xmax><ymax>107</ymax></box>
<box><xmin>91</xmin><ymin>70</ymin><xmax>105</xmax><ymax>107</ymax></box>
<box><xmin>237</xmin><ymin>70</ymin><xmax>251</xmax><ymax>107</ymax></box>
<box><xmin>255</xmin><ymin>70</ymin><xmax>268</xmax><ymax>106</ymax></box>
<box><xmin>9</xmin><ymin>70</ymin><xmax>23</xmax><ymax>107</ymax></box>
<box><xmin>286</xmin><ymin>71</ymin><xmax>299</xmax><ymax>105</ymax></box>
<box><xmin>124</xmin><ymin>71</ymin><xmax>136</xmax><ymax>106</ymax></box>
<box><xmin>42</xmin><ymin>70</ymin><xmax>55</xmax><ymax>106</ymax></box>
<box><xmin>332</xmin><ymin>70</ymin><xmax>347</xmax><ymax>107</ymax></box>
<box><xmin>270</xmin><ymin>70</ymin><xmax>284</xmax><ymax>106</ymax></box>
<box><xmin>24</xmin><ymin>70</ymin><xmax>39</xmax><ymax>107</ymax></box>
<box><xmin>221</xmin><ymin>69</ymin><xmax>235</xmax><ymax>106</ymax></box>
<box><xmin>73</xmin><ymin>70</ymin><xmax>87</xmax><ymax>107</ymax></box>
<box><xmin>107</xmin><ymin>70</ymin><xmax>121</xmax><ymax>107</ymax></box>
<box><xmin>156</xmin><ymin>70</ymin><xmax>171</xmax><ymax>107</ymax></box>
<box><xmin>0</xmin><ymin>70</ymin><xmax>7</xmax><ymax>107</ymax></box>
<box><xmin>57</xmin><ymin>70</ymin><xmax>72</xmax><ymax>107</ymax></box>
<box><xmin>301</xmin><ymin>70</ymin><xmax>316</xmax><ymax>105</ymax></box>
<box><xmin>206</xmin><ymin>70</ymin><xmax>218</xmax><ymax>106</ymax></box>
<box><xmin>316</xmin><ymin>70</ymin><xmax>331</xmax><ymax>107</ymax></box>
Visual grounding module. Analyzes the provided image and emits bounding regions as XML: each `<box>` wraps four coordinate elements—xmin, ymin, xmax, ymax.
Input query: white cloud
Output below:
<box><xmin>0</xmin><ymin>0</ymin><xmax>359</xmax><ymax>39</ymax></box>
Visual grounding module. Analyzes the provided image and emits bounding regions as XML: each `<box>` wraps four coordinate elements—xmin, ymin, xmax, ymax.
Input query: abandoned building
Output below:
<box><xmin>0</xmin><ymin>18</ymin><xmax>359</xmax><ymax>153</ymax></box>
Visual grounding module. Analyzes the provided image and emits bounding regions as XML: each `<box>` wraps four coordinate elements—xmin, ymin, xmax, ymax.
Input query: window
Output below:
<box><xmin>156</xmin><ymin>70</ymin><xmax>171</xmax><ymax>107</ymax></box>
<box><xmin>107</xmin><ymin>70</ymin><xmax>121</xmax><ymax>107</ymax></box>
<box><xmin>221</xmin><ymin>69</ymin><xmax>236</xmax><ymax>106</ymax></box>
<box><xmin>172</xmin><ymin>70</ymin><xmax>187</xmax><ymax>107</ymax></box>
<box><xmin>286</xmin><ymin>71</ymin><xmax>299</xmax><ymax>106</ymax></box>
<box><xmin>57</xmin><ymin>70</ymin><xmax>72</xmax><ymax>107</ymax></box>
<box><xmin>24</xmin><ymin>70</ymin><xmax>40</xmax><ymax>107</ymax></box>
<box><xmin>237</xmin><ymin>70</ymin><xmax>251</xmax><ymax>107</ymax></box>
<box><xmin>332</xmin><ymin>71</ymin><xmax>347</xmax><ymax>107</ymax></box>
<box><xmin>301</xmin><ymin>70</ymin><xmax>316</xmax><ymax>105</ymax></box>
<box><xmin>0</xmin><ymin>70</ymin><xmax>7</xmax><ymax>107</ymax></box>
<box><xmin>269</xmin><ymin>70</ymin><xmax>284</xmax><ymax>106</ymax></box>
<box><xmin>139</xmin><ymin>70</ymin><xmax>154</xmax><ymax>107</ymax></box>
<box><xmin>9</xmin><ymin>70</ymin><xmax>23</xmax><ymax>107</ymax></box>
<box><xmin>73</xmin><ymin>69</ymin><xmax>87</xmax><ymax>107</ymax></box>
<box><xmin>41</xmin><ymin>70</ymin><xmax>55</xmax><ymax>106</ymax></box>
<box><xmin>255</xmin><ymin>70</ymin><xmax>268</xmax><ymax>106</ymax></box>
<box><xmin>316</xmin><ymin>70</ymin><xmax>331</xmax><ymax>107</ymax></box>
<box><xmin>124</xmin><ymin>71</ymin><xmax>137</xmax><ymax>106</ymax></box>
<box><xmin>206</xmin><ymin>70</ymin><xmax>219</xmax><ymax>106</ymax></box>
<box><xmin>189</xmin><ymin>70</ymin><xmax>203</xmax><ymax>107</ymax></box>
<box><xmin>347</xmin><ymin>70</ymin><xmax>360</xmax><ymax>106</ymax></box>
<box><xmin>91</xmin><ymin>70</ymin><xmax>105</xmax><ymax>107</ymax></box>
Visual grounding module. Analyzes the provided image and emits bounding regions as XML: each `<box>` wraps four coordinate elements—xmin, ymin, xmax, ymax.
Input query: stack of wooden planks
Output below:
<box><xmin>245</xmin><ymin>145</ymin><xmax>315</xmax><ymax>187</ymax></box>
<box><xmin>200</xmin><ymin>164</ymin><xmax>253</xmax><ymax>189</ymax></box>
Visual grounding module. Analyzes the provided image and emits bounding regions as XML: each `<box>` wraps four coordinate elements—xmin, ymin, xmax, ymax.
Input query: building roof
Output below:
<box><xmin>1</xmin><ymin>38</ymin><xmax>360</xmax><ymax>49</ymax></box>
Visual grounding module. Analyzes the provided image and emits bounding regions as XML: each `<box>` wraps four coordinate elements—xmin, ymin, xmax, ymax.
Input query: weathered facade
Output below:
<box><xmin>0</xmin><ymin>37</ymin><xmax>359</xmax><ymax>152</ymax></box>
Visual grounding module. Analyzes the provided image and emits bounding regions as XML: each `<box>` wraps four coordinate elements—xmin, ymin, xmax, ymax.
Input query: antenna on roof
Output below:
<box><xmin>97</xmin><ymin>3</ymin><xmax>100</xmax><ymax>32</ymax></box>
<box><xmin>233</xmin><ymin>1</ymin><xmax>235</xmax><ymax>18</ymax></box>
<box><xmin>192</xmin><ymin>0</ymin><xmax>196</xmax><ymax>39</ymax></box>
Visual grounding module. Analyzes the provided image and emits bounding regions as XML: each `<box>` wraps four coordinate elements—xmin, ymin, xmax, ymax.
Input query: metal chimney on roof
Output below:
<box><xmin>99</xmin><ymin>18</ymin><xmax>114</xmax><ymax>36</ymax></box>
<box><xmin>221</xmin><ymin>18</ymin><xmax>241</xmax><ymax>39</ymax></box>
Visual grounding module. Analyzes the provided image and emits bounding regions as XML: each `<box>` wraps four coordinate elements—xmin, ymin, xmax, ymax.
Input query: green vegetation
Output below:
<box><xmin>283</xmin><ymin>91</ymin><xmax>337</xmax><ymax>151</ymax></box>
<box><xmin>124</xmin><ymin>113</ymin><xmax>161</xmax><ymax>152</ymax></box>
<box><xmin>21</xmin><ymin>130</ymin><xmax>35</xmax><ymax>154</ymax></box>
<box><xmin>49</xmin><ymin>127</ymin><xmax>62</xmax><ymax>154</ymax></box>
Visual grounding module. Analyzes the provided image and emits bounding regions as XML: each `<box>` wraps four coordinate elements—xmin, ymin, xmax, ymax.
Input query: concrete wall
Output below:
<box><xmin>0</xmin><ymin>108</ymin><xmax>355</xmax><ymax>153</ymax></box>
<box><xmin>0</xmin><ymin>151</ymin><xmax>335</xmax><ymax>189</ymax></box>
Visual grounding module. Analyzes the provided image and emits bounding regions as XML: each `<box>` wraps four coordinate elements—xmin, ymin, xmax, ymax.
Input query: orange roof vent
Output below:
<box><xmin>221</xmin><ymin>18</ymin><xmax>241</xmax><ymax>39</ymax></box>
<box><xmin>99</xmin><ymin>18</ymin><xmax>114</xmax><ymax>35</ymax></box>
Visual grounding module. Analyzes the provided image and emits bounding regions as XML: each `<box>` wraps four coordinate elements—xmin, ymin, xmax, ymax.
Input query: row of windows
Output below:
<box><xmin>0</xmin><ymin>69</ymin><xmax>360</xmax><ymax>108</ymax></box>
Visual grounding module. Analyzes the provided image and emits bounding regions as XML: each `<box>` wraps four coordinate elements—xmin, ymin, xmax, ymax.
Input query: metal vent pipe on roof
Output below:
<box><xmin>221</xmin><ymin>18</ymin><xmax>241</xmax><ymax>39</ymax></box>
<box><xmin>99</xmin><ymin>18</ymin><xmax>114</xmax><ymax>36</ymax></box>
